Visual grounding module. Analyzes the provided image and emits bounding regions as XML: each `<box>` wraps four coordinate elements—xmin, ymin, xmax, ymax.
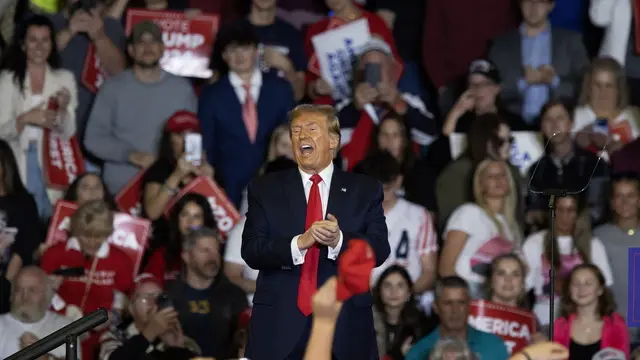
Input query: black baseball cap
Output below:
<box><xmin>468</xmin><ymin>59</ymin><xmax>501</xmax><ymax>83</ymax></box>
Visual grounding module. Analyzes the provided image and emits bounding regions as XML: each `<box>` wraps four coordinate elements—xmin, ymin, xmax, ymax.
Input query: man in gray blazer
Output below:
<box><xmin>488</xmin><ymin>0</ymin><xmax>589</xmax><ymax>126</ymax></box>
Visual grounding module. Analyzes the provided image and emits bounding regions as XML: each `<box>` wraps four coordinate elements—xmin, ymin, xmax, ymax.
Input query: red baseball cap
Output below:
<box><xmin>336</xmin><ymin>239</ymin><xmax>376</xmax><ymax>301</ymax></box>
<box><xmin>165</xmin><ymin>110</ymin><xmax>201</xmax><ymax>134</ymax></box>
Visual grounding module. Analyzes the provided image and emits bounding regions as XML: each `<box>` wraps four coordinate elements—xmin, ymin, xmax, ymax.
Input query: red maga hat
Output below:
<box><xmin>336</xmin><ymin>239</ymin><xmax>376</xmax><ymax>301</ymax></box>
<box><xmin>165</xmin><ymin>110</ymin><xmax>200</xmax><ymax>134</ymax></box>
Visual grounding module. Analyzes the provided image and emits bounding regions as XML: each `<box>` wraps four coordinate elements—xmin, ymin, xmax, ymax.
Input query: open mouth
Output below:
<box><xmin>300</xmin><ymin>144</ymin><xmax>314</xmax><ymax>155</ymax></box>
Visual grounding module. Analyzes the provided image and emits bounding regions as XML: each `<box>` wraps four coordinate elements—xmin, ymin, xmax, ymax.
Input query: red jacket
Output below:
<box><xmin>141</xmin><ymin>246</ymin><xmax>182</xmax><ymax>287</ymax></box>
<box><xmin>553</xmin><ymin>313</ymin><xmax>630</xmax><ymax>358</ymax></box>
<box><xmin>304</xmin><ymin>10</ymin><xmax>403</xmax><ymax>105</ymax></box>
<box><xmin>422</xmin><ymin>0</ymin><xmax>518</xmax><ymax>89</ymax></box>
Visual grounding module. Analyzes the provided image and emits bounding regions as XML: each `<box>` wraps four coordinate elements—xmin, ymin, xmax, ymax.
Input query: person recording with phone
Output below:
<box><xmin>336</xmin><ymin>38</ymin><xmax>436</xmax><ymax>171</ymax></box>
<box><xmin>98</xmin><ymin>276</ymin><xmax>201</xmax><ymax>360</ymax></box>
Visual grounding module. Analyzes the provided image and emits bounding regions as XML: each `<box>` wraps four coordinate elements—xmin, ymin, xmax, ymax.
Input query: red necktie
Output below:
<box><xmin>297</xmin><ymin>174</ymin><xmax>323</xmax><ymax>316</ymax></box>
<box><xmin>242</xmin><ymin>83</ymin><xmax>258</xmax><ymax>143</ymax></box>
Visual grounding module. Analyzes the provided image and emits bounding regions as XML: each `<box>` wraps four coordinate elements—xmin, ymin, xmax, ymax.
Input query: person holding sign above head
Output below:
<box><xmin>304</xmin><ymin>0</ymin><xmax>402</xmax><ymax>106</ymax></box>
<box><xmin>553</xmin><ymin>264</ymin><xmax>629</xmax><ymax>359</ymax></box>
<box><xmin>40</xmin><ymin>200</ymin><xmax>135</xmax><ymax>359</ymax></box>
<box><xmin>241</xmin><ymin>104</ymin><xmax>390</xmax><ymax>360</ymax></box>
<box><xmin>0</xmin><ymin>15</ymin><xmax>78</xmax><ymax>221</ymax></box>
<box><xmin>84</xmin><ymin>20</ymin><xmax>197</xmax><ymax>195</ymax></box>
<box><xmin>198</xmin><ymin>22</ymin><xmax>295</xmax><ymax>208</ymax></box>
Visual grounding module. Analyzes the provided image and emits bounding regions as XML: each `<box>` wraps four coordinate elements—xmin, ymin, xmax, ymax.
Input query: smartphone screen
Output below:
<box><xmin>594</xmin><ymin>118</ymin><xmax>609</xmax><ymax>135</ymax></box>
<box><xmin>364</xmin><ymin>63</ymin><xmax>382</xmax><ymax>87</ymax></box>
<box><xmin>185</xmin><ymin>133</ymin><xmax>202</xmax><ymax>166</ymax></box>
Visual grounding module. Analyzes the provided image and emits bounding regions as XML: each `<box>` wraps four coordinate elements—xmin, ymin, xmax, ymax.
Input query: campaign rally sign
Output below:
<box><xmin>312</xmin><ymin>18</ymin><xmax>370</xmax><ymax>101</ymax></box>
<box><xmin>164</xmin><ymin>176</ymin><xmax>241</xmax><ymax>237</ymax></box>
<box><xmin>468</xmin><ymin>300</ymin><xmax>535</xmax><ymax>354</ymax></box>
<box><xmin>450</xmin><ymin>131</ymin><xmax>544</xmax><ymax>176</ymax></box>
<box><xmin>81</xmin><ymin>44</ymin><xmax>109</xmax><ymax>93</ymax></box>
<box><xmin>125</xmin><ymin>9</ymin><xmax>220</xmax><ymax>78</ymax></box>
<box><xmin>115</xmin><ymin>170</ymin><xmax>146</xmax><ymax>216</ymax></box>
<box><xmin>45</xmin><ymin>201</ymin><xmax>151</xmax><ymax>276</ymax></box>
<box><xmin>627</xmin><ymin>248</ymin><xmax>640</xmax><ymax>327</ymax></box>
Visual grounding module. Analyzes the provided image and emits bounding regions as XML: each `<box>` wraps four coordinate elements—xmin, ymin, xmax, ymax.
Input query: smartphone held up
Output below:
<box><xmin>185</xmin><ymin>133</ymin><xmax>202</xmax><ymax>166</ymax></box>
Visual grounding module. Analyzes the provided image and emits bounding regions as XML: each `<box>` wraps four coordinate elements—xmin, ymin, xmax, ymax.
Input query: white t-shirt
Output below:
<box><xmin>224</xmin><ymin>216</ymin><xmax>258</xmax><ymax>304</ymax></box>
<box><xmin>371</xmin><ymin>198</ymin><xmax>438</xmax><ymax>285</ymax></box>
<box><xmin>522</xmin><ymin>230</ymin><xmax>614</xmax><ymax>326</ymax></box>
<box><xmin>0</xmin><ymin>311</ymin><xmax>75</xmax><ymax>359</ymax></box>
<box><xmin>444</xmin><ymin>203</ymin><xmax>517</xmax><ymax>293</ymax></box>
<box><xmin>573</xmin><ymin>106</ymin><xmax>640</xmax><ymax>143</ymax></box>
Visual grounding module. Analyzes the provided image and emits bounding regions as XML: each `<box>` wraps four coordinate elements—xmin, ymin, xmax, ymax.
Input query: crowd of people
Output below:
<box><xmin>0</xmin><ymin>0</ymin><xmax>639</xmax><ymax>359</ymax></box>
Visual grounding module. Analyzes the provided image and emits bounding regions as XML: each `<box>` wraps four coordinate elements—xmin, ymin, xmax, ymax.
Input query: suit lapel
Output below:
<box><xmin>285</xmin><ymin>169</ymin><xmax>307</xmax><ymax>232</ymax></box>
<box><xmin>326</xmin><ymin>169</ymin><xmax>347</xmax><ymax>222</ymax></box>
<box><xmin>550</xmin><ymin>28</ymin><xmax>562</xmax><ymax>69</ymax></box>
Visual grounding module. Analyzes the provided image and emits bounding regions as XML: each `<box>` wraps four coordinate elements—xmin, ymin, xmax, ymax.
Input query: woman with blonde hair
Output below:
<box><xmin>573</xmin><ymin>57</ymin><xmax>640</xmax><ymax>152</ymax></box>
<box><xmin>522</xmin><ymin>195</ymin><xmax>613</xmax><ymax>332</ymax></box>
<box><xmin>40</xmin><ymin>200</ymin><xmax>135</xmax><ymax>359</ymax></box>
<box><xmin>440</xmin><ymin>158</ymin><xmax>523</xmax><ymax>299</ymax></box>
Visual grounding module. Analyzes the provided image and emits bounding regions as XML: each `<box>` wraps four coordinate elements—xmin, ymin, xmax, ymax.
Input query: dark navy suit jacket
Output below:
<box><xmin>241</xmin><ymin>168</ymin><xmax>390</xmax><ymax>360</ymax></box>
<box><xmin>198</xmin><ymin>71</ymin><xmax>295</xmax><ymax>207</ymax></box>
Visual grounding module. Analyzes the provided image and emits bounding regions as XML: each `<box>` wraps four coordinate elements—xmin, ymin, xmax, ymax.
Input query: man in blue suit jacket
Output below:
<box><xmin>242</xmin><ymin>104</ymin><xmax>390</xmax><ymax>360</ymax></box>
<box><xmin>199</xmin><ymin>22</ymin><xmax>295</xmax><ymax>207</ymax></box>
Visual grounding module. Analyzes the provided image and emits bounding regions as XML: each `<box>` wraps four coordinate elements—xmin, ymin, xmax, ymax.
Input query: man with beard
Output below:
<box><xmin>166</xmin><ymin>227</ymin><xmax>248</xmax><ymax>359</ymax></box>
<box><xmin>0</xmin><ymin>267</ymin><xmax>76</xmax><ymax>359</ymax></box>
<box><xmin>84</xmin><ymin>20</ymin><xmax>197</xmax><ymax>194</ymax></box>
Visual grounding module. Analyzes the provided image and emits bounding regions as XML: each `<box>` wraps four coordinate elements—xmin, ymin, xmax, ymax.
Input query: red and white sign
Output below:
<box><xmin>45</xmin><ymin>201</ymin><xmax>151</xmax><ymax>276</ymax></box>
<box><xmin>42</xmin><ymin>130</ymin><xmax>85</xmax><ymax>190</ymax></box>
<box><xmin>125</xmin><ymin>9</ymin><xmax>220</xmax><ymax>78</ymax></box>
<box><xmin>115</xmin><ymin>170</ymin><xmax>146</xmax><ymax>216</ymax></box>
<box><xmin>81</xmin><ymin>44</ymin><xmax>108</xmax><ymax>94</ymax></box>
<box><xmin>468</xmin><ymin>300</ymin><xmax>536</xmax><ymax>354</ymax></box>
<box><xmin>164</xmin><ymin>176</ymin><xmax>240</xmax><ymax>236</ymax></box>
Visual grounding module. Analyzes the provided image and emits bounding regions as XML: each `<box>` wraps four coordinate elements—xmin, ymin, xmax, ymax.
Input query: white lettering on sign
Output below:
<box><xmin>154</xmin><ymin>19</ymin><xmax>190</xmax><ymax>33</ymax></box>
<box><xmin>504</xmin><ymin>340</ymin><xmax>516</xmax><ymax>354</ymax></box>
<box><xmin>50</xmin><ymin>137</ymin><xmax>63</xmax><ymax>170</ymax></box>
<box><xmin>61</xmin><ymin>140</ymin><xmax>78</xmax><ymax>183</ymax></box>
<box><xmin>162</xmin><ymin>32</ymin><xmax>205</xmax><ymax>49</ymax></box>
<box><xmin>468</xmin><ymin>315</ymin><xmax>531</xmax><ymax>340</ymax></box>
<box><xmin>109</xmin><ymin>228</ymin><xmax>139</xmax><ymax>250</ymax></box>
<box><xmin>207</xmin><ymin>196</ymin><xmax>233</xmax><ymax>232</ymax></box>
<box><xmin>58</xmin><ymin>216</ymin><xmax>71</xmax><ymax>231</ymax></box>
<box><xmin>70</xmin><ymin>270</ymin><xmax>116</xmax><ymax>286</ymax></box>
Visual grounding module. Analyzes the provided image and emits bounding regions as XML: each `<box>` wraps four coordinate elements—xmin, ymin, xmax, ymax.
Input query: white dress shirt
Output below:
<box><xmin>290</xmin><ymin>162</ymin><xmax>344</xmax><ymax>265</ymax></box>
<box><xmin>229</xmin><ymin>68</ymin><xmax>262</xmax><ymax>104</ymax></box>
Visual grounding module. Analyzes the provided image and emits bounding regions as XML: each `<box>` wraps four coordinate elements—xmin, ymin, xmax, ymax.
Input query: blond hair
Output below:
<box><xmin>578</xmin><ymin>57</ymin><xmax>629</xmax><ymax>109</ymax></box>
<box><xmin>266</xmin><ymin>124</ymin><xmax>290</xmax><ymax>162</ymax></box>
<box><xmin>472</xmin><ymin>159</ymin><xmax>523</xmax><ymax>246</ymax></box>
<box><xmin>70</xmin><ymin>200</ymin><xmax>114</xmax><ymax>238</ymax></box>
<box><xmin>288</xmin><ymin>104</ymin><xmax>341</xmax><ymax>141</ymax></box>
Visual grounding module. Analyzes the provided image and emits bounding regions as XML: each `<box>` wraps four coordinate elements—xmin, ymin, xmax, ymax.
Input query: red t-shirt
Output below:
<box><xmin>40</xmin><ymin>239</ymin><xmax>134</xmax><ymax>314</ymax></box>
<box><xmin>141</xmin><ymin>247</ymin><xmax>182</xmax><ymax>287</ymax></box>
<box><xmin>304</xmin><ymin>10</ymin><xmax>403</xmax><ymax>105</ymax></box>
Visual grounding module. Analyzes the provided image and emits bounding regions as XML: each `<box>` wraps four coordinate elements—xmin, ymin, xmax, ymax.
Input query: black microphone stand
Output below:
<box><xmin>545</xmin><ymin>190</ymin><xmax>566</xmax><ymax>341</ymax></box>
<box><xmin>65</xmin><ymin>335</ymin><xmax>78</xmax><ymax>360</ymax></box>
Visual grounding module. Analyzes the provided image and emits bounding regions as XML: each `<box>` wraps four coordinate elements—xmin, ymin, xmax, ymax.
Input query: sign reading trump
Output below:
<box><xmin>125</xmin><ymin>9</ymin><xmax>220</xmax><ymax>78</ymax></box>
<box><xmin>468</xmin><ymin>300</ymin><xmax>535</xmax><ymax>354</ymax></box>
<box><xmin>312</xmin><ymin>19</ymin><xmax>371</xmax><ymax>101</ymax></box>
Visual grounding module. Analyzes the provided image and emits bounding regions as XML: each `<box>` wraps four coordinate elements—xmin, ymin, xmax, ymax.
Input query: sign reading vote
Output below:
<box><xmin>627</xmin><ymin>248</ymin><xmax>640</xmax><ymax>327</ymax></box>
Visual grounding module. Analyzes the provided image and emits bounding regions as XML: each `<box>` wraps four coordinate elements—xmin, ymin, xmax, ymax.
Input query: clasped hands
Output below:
<box><xmin>524</xmin><ymin>65</ymin><xmax>556</xmax><ymax>85</ymax></box>
<box><xmin>297</xmin><ymin>214</ymin><xmax>340</xmax><ymax>250</ymax></box>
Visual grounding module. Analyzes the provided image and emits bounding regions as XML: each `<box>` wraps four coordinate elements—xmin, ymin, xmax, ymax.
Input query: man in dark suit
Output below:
<box><xmin>488</xmin><ymin>0</ymin><xmax>589</xmax><ymax>126</ymax></box>
<box><xmin>241</xmin><ymin>104</ymin><xmax>390</xmax><ymax>360</ymax></box>
<box><xmin>199</xmin><ymin>22</ymin><xmax>295</xmax><ymax>207</ymax></box>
